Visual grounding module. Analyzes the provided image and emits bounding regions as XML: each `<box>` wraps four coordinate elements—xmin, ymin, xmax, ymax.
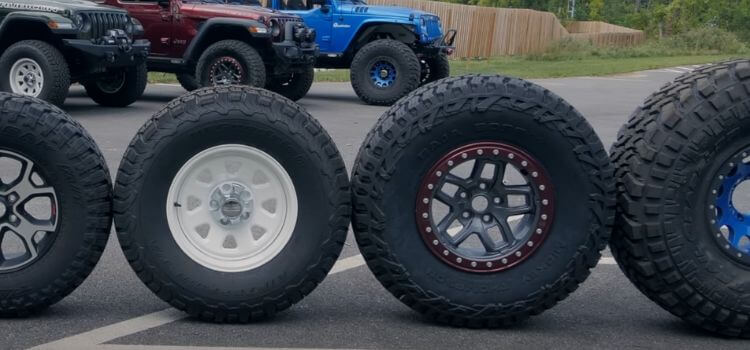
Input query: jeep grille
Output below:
<box><xmin>275</xmin><ymin>17</ymin><xmax>303</xmax><ymax>42</ymax></box>
<box><xmin>81</xmin><ymin>12</ymin><xmax>130</xmax><ymax>40</ymax></box>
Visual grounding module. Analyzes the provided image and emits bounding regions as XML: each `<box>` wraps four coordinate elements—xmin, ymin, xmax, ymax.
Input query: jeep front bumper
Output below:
<box><xmin>272</xmin><ymin>41</ymin><xmax>319</xmax><ymax>66</ymax></box>
<box><xmin>63</xmin><ymin>38</ymin><xmax>150</xmax><ymax>68</ymax></box>
<box><xmin>421</xmin><ymin>29</ymin><xmax>457</xmax><ymax>55</ymax></box>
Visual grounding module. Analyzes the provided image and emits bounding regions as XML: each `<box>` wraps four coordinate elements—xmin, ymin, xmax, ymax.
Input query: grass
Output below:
<box><xmin>148</xmin><ymin>54</ymin><xmax>741</xmax><ymax>85</ymax></box>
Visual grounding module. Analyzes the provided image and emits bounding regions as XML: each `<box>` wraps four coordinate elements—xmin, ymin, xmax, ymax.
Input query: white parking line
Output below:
<box><xmin>31</xmin><ymin>255</ymin><xmax>367</xmax><ymax>350</ymax></box>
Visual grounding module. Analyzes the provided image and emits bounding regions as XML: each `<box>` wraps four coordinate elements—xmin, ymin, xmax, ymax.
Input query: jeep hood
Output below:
<box><xmin>184</xmin><ymin>3</ymin><xmax>295</xmax><ymax>20</ymax></box>
<box><xmin>339</xmin><ymin>4</ymin><xmax>435</xmax><ymax>19</ymax></box>
<box><xmin>0</xmin><ymin>0</ymin><xmax>128</xmax><ymax>13</ymax></box>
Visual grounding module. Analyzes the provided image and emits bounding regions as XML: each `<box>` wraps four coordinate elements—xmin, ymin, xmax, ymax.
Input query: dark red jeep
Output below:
<box><xmin>102</xmin><ymin>0</ymin><xmax>318</xmax><ymax>100</ymax></box>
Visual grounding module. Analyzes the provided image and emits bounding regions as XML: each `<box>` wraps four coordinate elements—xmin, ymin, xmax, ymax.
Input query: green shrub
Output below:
<box><xmin>658</xmin><ymin>27</ymin><xmax>747</xmax><ymax>54</ymax></box>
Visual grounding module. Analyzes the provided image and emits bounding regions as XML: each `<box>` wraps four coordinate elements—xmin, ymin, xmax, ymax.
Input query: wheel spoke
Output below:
<box><xmin>434</xmin><ymin>190</ymin><xmax>457</xmax><ymax>206</ymax></box>
<box><xmin>436</xmin><ymin>210</ymin><xmax>458</xmax><ymax>234</ymax></box>
<box><xmin>450</xmin><ymin>225</ymin><xmax>474</xmax><ymax>245</ymax></box>
<box><xmin>504</xmin><ymin>185</ymin><xmax>532</xmax><ymax>196</ymax></box>
<box><xmin>496</xmin><ymin>218</ymin><xmax>515</xmax><ymax>244</ymax></box>
<box><xmin>252</xmin><ymin>210</ymin><xmax>278</xmax><ymax>232</ymax></box>
<box><xmin>504</xmin><ymin>205</ymin><xmax>533</xmax><ymax>216</ymax></box>
<box><xmin>444</xmin><ymin>173</ymin><xmax>469</xmax><ymax>187</ymax></box>
<box><xmin>470</xmin><ymin>159</ymin><xmax>489</xmax><ymax>181</ymax></box>
<box><xmin>476</xmin><ymin>229</ymin><xmax>498</xmax><ymax>252</ymax></box>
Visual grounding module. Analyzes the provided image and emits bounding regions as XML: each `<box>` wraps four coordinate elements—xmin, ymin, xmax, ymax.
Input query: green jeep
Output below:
<box><xmin>0</xmin><ymin>0</ymin><xmax>150</xmax><ymax>107</ymax></box>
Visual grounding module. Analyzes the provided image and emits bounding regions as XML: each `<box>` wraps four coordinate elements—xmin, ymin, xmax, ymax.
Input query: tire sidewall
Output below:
<box><xmin>675</xmin><ymin>127</ymin><xmax>750</xmax><ymax>311</ymax></box>
<box><xmin>380</xmin><ymin>108</ymin><xmax>595</xmax><ymax>306</ymax></box>
<box><xmin>130</xmin><ymin>117</ymin><xmax>335</xmax><ymax>304</ymax></box>
<box><xmin>0</xmin><ymin>121</ymin><xmax>97</xmax><ymax>294</ymax></box>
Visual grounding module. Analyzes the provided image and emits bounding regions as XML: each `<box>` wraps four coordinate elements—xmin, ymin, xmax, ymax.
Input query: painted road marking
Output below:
<box><xmin>31</xmin><ymin>255</ymin><xmax>367</xmax><ymax>350</ymax></box>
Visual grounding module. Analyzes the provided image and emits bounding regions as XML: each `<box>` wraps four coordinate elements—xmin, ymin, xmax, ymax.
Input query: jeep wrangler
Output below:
<box><xmin>0</xmin><ymin>0</ymin><xmax>151</xmax><ymax>107</ymax></box>
<box><xmin>270</xmin><ymin>0</ymin><xmax>456</xmax><ymax>105</ymax></box>
<box><xmin>103</xmin><ymin>0</ymin><xmax>319</xmax><ymax>101</ymax></box>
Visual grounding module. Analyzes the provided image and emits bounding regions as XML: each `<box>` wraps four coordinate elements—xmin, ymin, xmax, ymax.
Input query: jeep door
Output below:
<box><xmin>112</xmin><ymin>0</ymin><xmax>174</xmax><ymax>57</ymax></box>
<box><xmin>275</xmin><ymin>0</ymin><xmax>333</xmax><ymax>53</ymax></box>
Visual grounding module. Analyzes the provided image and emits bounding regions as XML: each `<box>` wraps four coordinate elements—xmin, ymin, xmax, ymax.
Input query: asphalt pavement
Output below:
<box><xmin>3</xmin><ymin>66</ymin><xmax>748</xmax><ymax>350</ymax></box>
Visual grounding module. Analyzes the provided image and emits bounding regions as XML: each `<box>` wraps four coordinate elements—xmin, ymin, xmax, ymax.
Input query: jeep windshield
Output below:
<box><xmin>338</xmin><ymin>0</ymin><xmax>367</xmax><ymax>3</ymax></box>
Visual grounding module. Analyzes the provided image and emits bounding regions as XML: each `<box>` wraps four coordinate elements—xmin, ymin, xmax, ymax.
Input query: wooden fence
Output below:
<box><xmin>368</xmin><ymin>0</ymin><xmax>645</xmax><ymax>58</ymax></box>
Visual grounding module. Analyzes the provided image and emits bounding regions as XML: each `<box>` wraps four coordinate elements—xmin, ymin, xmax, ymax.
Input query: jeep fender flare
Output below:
<box><xmin>345</xmin><ymin>21</ymin><xmax>417</xmax><ymax>55</ymax></box>
<box><xmin>183</xmin><ymin>18</ymin><xmax>270</xmax><ymax>63</ymax></box>
<box><xmin>0</xmin><ymin>12</ymin><xmax>73</xmax><ymax>38</ymax></box>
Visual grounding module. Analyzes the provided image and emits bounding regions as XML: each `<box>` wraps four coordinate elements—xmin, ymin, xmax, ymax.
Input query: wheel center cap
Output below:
<box><xmin>210</xmin><ymin>182</ymin><xmax>254</xmax><ymax>226</ymax></box>
<box><xmin>25</xmin><ymin>74</ymin><xmax>35</xmax><ymax>85</ymax></box>
<box><xmin>471</xmin><ymin>195</ymin><xmax>489</xmax><ymax>212</ymax></box>
<box><xmin>380</xmin><ymin>69</ymin><xmax>389</xmax><ymax>79</ymax></box>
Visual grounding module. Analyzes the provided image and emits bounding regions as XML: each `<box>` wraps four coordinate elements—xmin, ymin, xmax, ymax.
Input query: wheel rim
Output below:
<box><xmin>95</xmin><ymin>71</ymin><xmax>126</xmax><ymax>94</ymax></box>
<box><xmin>209</xmin><ymin>57</ymin><xmax>246</xmax><ymax>86</ymax></box>
<box><xmin>709</xmin><ymin>146</ymin><xmax>750</xmax><ymax>265</ymax></box>
<box><xmin>415</xmin><ymin>142</ymin><xmax>554</xmax><ymax>273</ymax></box>
<box><xmin>9</xmin><ymin>58</ymin><xmax>44</xmax><ymax>97</ymax></box>
<box><xmin>370</xmin><ymin>60</ymin><xmax>397</xmax><ymax>88</ymax></box>
<box><xmin>166</xmin><ymin>144</ymin><xmax>298</xmax><ymax>272</ymax></box>
<box><xmin>0</xmin><ymin>150</ymin><xmax>58</xmax><ymax>272</ymax></box>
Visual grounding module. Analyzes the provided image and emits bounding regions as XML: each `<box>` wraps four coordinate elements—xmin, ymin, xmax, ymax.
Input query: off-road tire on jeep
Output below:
<box><xmin>114</xmin><ymin>86</ymin><xmax>350</xmax><ymax>323</ymax></box>
<box><xmin>610</xmin><ymin>59</ymin><xmax>750</xmax><ymax>338</ymax></box>
<box><xmin>350</xmin><ymin>39</ymin><xmax>420</xmax><ymax>106</ymax></box>
<box><xmin>196</xmin><ymin>40</ymin><xmax>266</xmax><ymax>89</ymax></box>
<box><xmin>0</xmin><ymin>40</ymin><xmax>70</xmax><ymax>107</ymax></box>
<box><xmin>265</xmin><ymin>66</ymin><xmax>314</xmax><ymax>101</ymax></box>
<box><xmin>0</xmin><ymin>93</ymin><xmax>112</xmax><ymax>316</ymax></box>
<box><xmin>351</xmin><ymin>75</ymin><xmax>615</xmax><ymax>327</ymax></box>
<box><xmin>420</xmin><ymin>53</ymin><xmax>450</xmax><ymax>86</ymax></box>
<box><xmin>177</xmin><ymin>73</ymin><xmax>200</xmax><ymax>92</ymax></box>
<box><xmin>83</xmin><ymin>63</ymin><xmax>148</xmax><ymax>108</ymax></box>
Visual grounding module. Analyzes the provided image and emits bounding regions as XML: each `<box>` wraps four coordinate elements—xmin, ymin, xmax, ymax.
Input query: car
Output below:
<box><xmin>103</xmin><ymin>0</ymin><xmax>319</xmax><ymax>101</ymax></box>
<box><xmin>269</xmin><ymin>0</ymin><xmax>457</xmax><ymax>105</ymax></box>
<box><xmin>0</xmin><ymin>0</ymin><xmax>151</xmax><ymax>107</ymax></box>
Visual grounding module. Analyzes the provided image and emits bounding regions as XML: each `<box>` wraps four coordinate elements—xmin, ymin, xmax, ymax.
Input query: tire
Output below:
<box><xmin>0</xmin><ymin>93</ymin><xmax>112</xmax><ymax>316</ymax></box>
<box><xmin>83</xmin><ymin>63</ymin><xmax>148</xmax><ymax>108</ymax></box>
<box><xmin>350</xmin><ymin>39</ymin><xmax>420</xmax><ymax>106</ymax></box>
<box><xmin>265</xmin><ymin>66</ymin><xmax>314</xmax><ymax>101</ymax></box>
<box><xmin>0</xmin><ymin>40</ymin><xmax>70</xmax><ymax>107</ymax></box>
<box><xmin>351</xmin><ymin>75</ymin><xmax>615</xmax><ymax>327</ymax></box>
<box><xmin>114</xmin><ymin>85</ymin><xmax>350</xmax><ymax>323</ymax></box>
<box><xmin>420</xmin><ymin>53</ymin><xmax>450</xmax><ymax>86</ymax></box>
<box><xmin>196</xmin><ymin>40</ymin><xmax>266</xmax><ymax>89</ymax></box>
<box><xmin>177</xmin><ymin>73</ymin><xmax>200</xmax><ymax>92</ymax></box>
<box><xmin>610</xmin><ymin>59</ymin><xmax>750</xmax><ymax>337</ymax></box>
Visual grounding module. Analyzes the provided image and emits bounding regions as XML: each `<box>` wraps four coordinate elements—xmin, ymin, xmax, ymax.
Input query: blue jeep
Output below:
<box><xmin>269</xmin><ymin>0</ymin><xmax>456</xmax><ymax>105</ymax></box>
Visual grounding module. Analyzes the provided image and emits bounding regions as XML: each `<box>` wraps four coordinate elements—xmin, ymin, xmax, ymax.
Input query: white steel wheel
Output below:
<box><xmin>166</xmin><ymin>144</ymin><xmax>298</xmax><ymax>272</ymax></box>
<box><xmin>9</xmin><ymin>58</ymin><xmax>44</xmax><ymax>97</ymax></box>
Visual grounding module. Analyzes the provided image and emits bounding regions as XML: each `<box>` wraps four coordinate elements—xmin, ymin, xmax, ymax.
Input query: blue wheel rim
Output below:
<box><xmin>711</xmin><ymin>149</ymin><xmax>750</xmax><ymax>263</ymax></box>
<box><xmin>370</xmin><ymin>61</ymin><xmax>396</xmax><ymax>88</ymax></box>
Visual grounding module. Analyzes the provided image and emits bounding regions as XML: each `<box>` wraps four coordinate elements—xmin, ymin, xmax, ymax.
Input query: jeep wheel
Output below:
<box><xmin>611</xmin><ymin>60</ymin><xmax>750</xmax><ymax>337</ymax></box>
<box><xmin>196</xmin><ymin>40</ymin><xmax>266</xmax><ymax>89</ymax></box>
<box><xmin>83</xmin><ymin>63</ymin><xmax>147</xmax><ymax>108</ymax></box>
<box><xmin>177</xmin><ymin>73</ymin><xmax>200</xmax><ymax>92</ymax></box>
<box><xmin>350</xmin><ymin>39</ymin><xmax>420</xmax><ymax>106</ymax></box>
<box><xmin>0</xmin><ymin>93</ymin><xmax>112</xmax><ymax>316</ymax></box>
<box><xmin>114</xmin><ymin>86</ymin><xmax>350</xmax><ymax>323</ymax></box>
<box><xmin>420</xmin><ymin>53</ymin><xmax>450</xmax><ymax>86</ymax></box>
<box><xmin>0</xmin><ymin>40</ymin><xmax>70</xmax><ymax>107</ymax></box>
<box><xmin>265</xmin><ymin>66</ymin><xmax>314</xmax><ymax>101</ymax></box>
<box><xmin>351</xmin><ymin>75</ymin><xmax>614</xmax><ymax>327</ymax></box>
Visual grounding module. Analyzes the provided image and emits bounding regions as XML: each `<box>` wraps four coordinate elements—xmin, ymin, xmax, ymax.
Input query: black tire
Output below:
<box><xmin>350</xmin><ymin>39</ymin><xmax>420</xmax><ymax>106</ymax></box>
<box><xmin>610</xmin><ymin>59</ymin><xmax>750</xmax><ymax>337</ymax></box>
<box><xmin>114</xmin><ymin>86</ymin><xmax>350</xmax><ymax>323</ymax></box>
<box><xmin>83</xmin><ymin>63</ymin><xmax>148</xmax><ymax>108</ymax></box>
<box><xmin>196</xmin><ymin>40</ymin><xmax>266</xmax><ymax>89</ymax></box>
<box><xmin>265</xmin><ymin>66</ymin><xmax>314</xmax><ymax>101</ymax></box>
<box><xmin>351</xmin><ymin>75</ymin><xmax>615</xmax><ymax>327</ymax></box>
<box><xmin>0</xmin><ymin>40</ymin><xmax>70</xmax><ymax>107</ymax></box>
<box><xmin>0</xmin><ymin>93</ymin><xmax>112</xmax><ymax>316</ymax></box>
<box><xmin>420</xmin><ymin>53</ymin><xmax>450</xmax><ymax>86</ymax></box>
<box><xmin>177</xmin><ymin>73</ymin><xmax>200</xmax><ymax>92</ymax></box>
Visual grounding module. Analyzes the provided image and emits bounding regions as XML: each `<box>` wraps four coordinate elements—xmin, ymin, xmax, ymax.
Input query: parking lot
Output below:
<box><xmin>3</xmin><ymin>67</ymin><xmax>748</xmax><ymax>350</ymax></box>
